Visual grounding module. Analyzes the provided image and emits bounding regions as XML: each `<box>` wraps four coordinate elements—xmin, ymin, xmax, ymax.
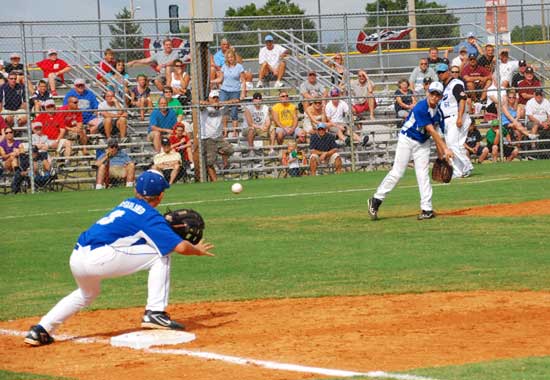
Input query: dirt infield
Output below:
<box><xmin>1</xmin><ymin>291</ymin><xmax>550</xmax><ymax>380</ymax></box>
<box><xmin>442</xmin><ymin>199</ymin><xmax>550</xmax><ymax>217</ymax></box>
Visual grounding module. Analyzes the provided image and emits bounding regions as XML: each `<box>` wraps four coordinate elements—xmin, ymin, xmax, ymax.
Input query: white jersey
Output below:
<box><xmin>440</xmin><ymin>78</ymin><xmax>466</xmax><ymax>117</ymax></box>
<box><xmin>258</xmin><ymin>44</ymin><xmax>286</xmax><ymax>68</ymax></box>
<box><xmin>243</xmin><ymin>104</ymin><xmax>269</xmax><ymax>129</ymax></box>
<box><xmin>200</xmin><ymin>106</ymin><xmax>225</xmax><ymax>139</ymax></box>
<box><xmin>498</xmin><ymin>60</ymin><xmax>519</xmax><ymax>85</ymax></box>
<box><xmin>525</xmin><ymin>97</ymin><xmax>550</xmax><ymax>122</ymax></box>
<box><xmin>325</xmin><ymin>100</ymin><xmax>349</xmax><ymax>124</ymax></box>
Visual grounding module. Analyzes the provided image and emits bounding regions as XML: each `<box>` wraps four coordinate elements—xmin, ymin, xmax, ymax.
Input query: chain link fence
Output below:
<box><xmin>1</xmin><ymin>3</ymin><xmax>549</xmax><ymax>193</ymax></box>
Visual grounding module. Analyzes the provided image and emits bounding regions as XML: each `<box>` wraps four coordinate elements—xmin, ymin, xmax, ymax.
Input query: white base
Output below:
<box><xmin>110</xmin><ymin>330</ymin><xmax>196</xmax><ymax>349</ymax></box>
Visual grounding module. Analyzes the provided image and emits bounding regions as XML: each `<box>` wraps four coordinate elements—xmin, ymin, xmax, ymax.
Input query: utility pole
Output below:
<box><xmin>407</xmin><ymin>0</ymin><xmax>417</xmax><ymax>49</ymax></box>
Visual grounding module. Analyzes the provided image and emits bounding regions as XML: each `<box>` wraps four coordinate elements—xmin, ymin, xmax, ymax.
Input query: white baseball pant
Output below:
<box><xmin>38</xmin><ymin>244</ymin><xmax>171</xmax><ymax>334</ymax></box>
<box><xmin>374</xmin><ymin>134</ymin><xmax>433</xmax><ymax>211</ymax></box>
<box><xmin>444</xmin><ymin>114</ymin><xmax>473</xmax><ymax>177</ymax></box>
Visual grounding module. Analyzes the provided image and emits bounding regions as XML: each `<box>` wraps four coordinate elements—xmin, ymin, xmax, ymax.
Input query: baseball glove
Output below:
<box><xmin>164</xmin><ymin>208</ymin><xmax>205</xmax><ymax>245</ymax></box>
<box><xmin>432</xmin><ymin>158</ymin><xmax>453</xmax><ymax>183</ymax></box>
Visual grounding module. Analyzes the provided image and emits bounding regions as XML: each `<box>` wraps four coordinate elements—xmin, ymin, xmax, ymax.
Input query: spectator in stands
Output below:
<box><xmin>464</xmin><ymin>121</ymin><xmax>489</xmax><ymax>163</ymax></box>
<box><xmin>29</xmin><ymin>145</ymin><xmax>55</xmax><ymax>189</ymax></box>
<box><xmin>450</xmin><ymin>32</ymin><xmax>483</xmax><ymax>58</ymax></box>
<box><xmin>496</xmin><ymin>50</ymin><xmax>518</xmax><ymax>88</ymax></box>
<box><xmin>518</xmin><ymin>67</ymin><xmax>541</xmax><ymax>111</ymax></box>
<box><xmin>212</xmin><ymin>49</ymin><xmax>246</xmax><ymax>138</ymax></box>
<box><xmin>303</xmin><ymin>97</ymin><xmax>326</xmax><ymax>135</ymax></box>
<box><xmin>409</xmin><ymin>58</ymin><xmax>437</xmax><ymax>96</ymax></box>
<box><xmin>0</xmin><ymin>115</ymin><xmax>8</xmax><ymax>142</ymax></box>
<box><xmin>511</xmin><ymin>59</ymin><xmax>530</xmax><ymax>88</ymax></box>
<box><xmin>257</xmin><ymin>35</ymin><xmax>288</xmax><ymax>89</ymax></box>
<box><xmin>525</xmin><ymin>89</ymin><xmax>550</xmax><ymax>137</ymax></box>
<box><xmin>295</xmin><ymin>128</ymin><xmax>308</xmax><ymax>146</ymax></box>
<box><xmin>160</xmin><ymin>86</ymin><xmax>184</xmax><ymax>123</ymax></box>
<box><xmin>324</xmin><ymin>53</ymin><xmax>348</xmax><ymax>92</ymax></box>
<box><xmin>167</xmin><ymin>59</ymin><xmax>190</xmax><ymax>101</ymax></box>
<box><xmin>210</xmin><ymin>38</ymin><xmax>231</xmax><ymax>88</ymax></box>
<box><xmin>29</xmin><ymin>79</ymin><xmax>53</xmax><ymax>113</ymax></box>
<box><xmin>394</xmin><ymin>78</ymin><xmax>416</xmax><ymax>119</ymax></box>
<box><xmin>501</xmin><ymin>89</ymin><xmax>537</xmax><ymax>142</ymax></box>
<box><xmin>58</xmin><ymin>95</ymin><xmax>89</xmax><ymax>155</ymax></box>
<box><xmin>5</xmin><ymin>53</ymin><xmax>24</xmax><ymax>77</ymax></box>
<box><xmin>242</xmin><ymin>92</ymin><xmax>272</xmax><ymax>155</ymax></box>
<box><xmin>0</xmin><ymin>127</ymin><xmax>25</xmax><ymax>173</ymax></box>
<box><xmin>169</xmin><ymin>123</ymin><xmax>192</xmax><ymax>168</ymax></box>
<box><xmin>477</xmin><ymin>44</ymin><xmax>496</xmax><ymax>73</ymax></box>
<box><xmin>97</xmin><ymin>48</ymin><xmax>117</xmax><ymax>85</ymax></box>
<box><xmin>106</xmin><ymin>60</ymin><xmax>130</xmax><ymax>105</ymax></box>
<box><xmin>417</xmin><ymin>76</ymin><xmax>433</xmax><ymax>100</ymax></box>
<box><xmin>426</xmin><ymin>47</ymin><xmax>444</xmax><ymax>71</ymax></box>
<box><xmin>484</xmin><ymin>75</ymin><xmax>502</xmax><ymax>120</ymax></box>
<box><xmin>309</xmin><ymin>122</ymin><xmax>342</xmax><ymax>176</ymax></box>
<box><xmin>63</xmin><ymin>78</ymin><xmax>100</xmax><ymax>134</ymax></box>
<box><xmin>461</xmin><ymin>53</ymin><xmax>492</xmax><ymax>104</ymax></box>
<box><xmin>95</xmin><ymin>138</ymin><xmax>135</xmax><ymax>189</ymax></box>
<box><xmin>0</xmin><ymin>60</ymin><xmax>7</xmax><ymax>85</ymax></box>
<box><xmin>272</xmin><ymin>90</ymin><xmax>299</xmax><ymax>145</ymax></box>
<box><xmin>34</xmin><ymin>99</ymin><xmax>72</xmax><ymax>160</ymax></box>
<box><xmin>98</xmin><ymin>90</ymin><xmax>128</xmax><ymax>139</ymax></box>
<box><xmin>351</xmin><ymin>69</ymin><xmax>377</xmax><ymax>120</ymax></box>
<box><xmin>199</xmin><ymin>89</ymin><xmax>236</xmax><ymax>182</ymax></box>
<box><xmin>128</xmin><ymin>39</ymin><xmax>179</xmax><ymax>91</ymax></box>
<box><xmin>0</xmin><ymin>71</ymin><xmax>27</xmax><ymax>128</ymax></box>
<box><xmin>149</xmin><ymin>96</ymin><xmax>178</xmax><ymax>153</ymax></box>
<box><xmin>153</xmin><ymin>136</ymin><xmax>182</xmax><ymax>185</ymax></box>
<box><xmin>486</xmin><ymin>120</ymin><xmax>519</xmax><ymax>162</ymax></box>
<box><xmin>281</xmin><ymin>140</ymin><xmax>306</xmax><ymax>177</ymax></box>
<box><xmin>130</xmin><ymin>74</ymin><xmax>152</xmax><ymax>121</ymax></box>
<box><xmin>35</xmin><ymin>49</ymin><xmax>71</xmax><ymax>96</ymax></box>
<box><xmin>31</xmin><ymin>122</ymin><xmax>50</xmax><ymax>162</ymax></box>
<box><xmin>299</xmin><ymin>70</ymin><xmax>327</xmax><ymax>111</ymax></box>
<box><xmin>325</xmin><ymin>87</ymin><xmax>359</xmax><ymax>145</ymax></box>
<box><xmin>448</xmin><ymin>46</ymin><xmax>468</xmax><ymax>71</ymax></box>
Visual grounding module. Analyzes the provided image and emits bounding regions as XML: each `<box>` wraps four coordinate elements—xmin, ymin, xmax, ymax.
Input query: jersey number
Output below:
<box><xmin>97</xmin><ymin>210</ymin><xmax>126</xmax><ymax>225</ymax></box>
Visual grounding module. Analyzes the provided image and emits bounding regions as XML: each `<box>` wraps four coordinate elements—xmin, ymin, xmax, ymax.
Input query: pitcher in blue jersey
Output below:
<box><xmin>24</xmin><ymin>170</ymin><xmax>214</xmax><ymax>347</ymax></box>
<box><xmin>367</xmin><ymin>82</ymin><xmax>454</xmax><ymax>221</ymax></box>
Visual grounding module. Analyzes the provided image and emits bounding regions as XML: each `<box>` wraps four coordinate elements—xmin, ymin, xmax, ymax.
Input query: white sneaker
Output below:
<box><xmin>274</xmin><ymin>80</ymin><xmax>284</xmax><ymax>88</ymax></box>
<box><xmin>246</xmin><ymin>82</ymin><xmax>253</xmax><ymax>91</ymax></box>
<box><xmin>256</xmin><ymin>80</ymin><xmax>264</xmax><ymax>88</ymax></box>
<box><xmin>528</xmin><ymin>134</ymin><xmax>538</xmax><ymax>140</ymax></box>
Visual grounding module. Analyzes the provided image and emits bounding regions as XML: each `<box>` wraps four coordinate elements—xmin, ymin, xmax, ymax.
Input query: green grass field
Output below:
<box><xmin>1</xmin><ymin>160</ymin><xmax>550</xmax><ymax>380</ymax></box>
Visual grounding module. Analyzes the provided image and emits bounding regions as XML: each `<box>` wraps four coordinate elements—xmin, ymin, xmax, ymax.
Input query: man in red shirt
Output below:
<box><xmin>35</xmin><ymin>49</ymin><xmax>71</xmax><ymax>96</ymax></box>
<box><xmin>56</xmin><ymin>95</ymin><xmax>89</xmax><ymax>155</ymax></box>
<box><xmin>518</xmin><ymin>67</ymin><xmax>541</xmax><ymax>111</ymax></box>
<box><xmin>33</xmin><ymin>99</ymin><xmax>73</xmax><ymax>158</ymax></box>
<box><xmin>461</xmin><ymin>53</ymin><xmax>492</xmax><ymax>103</ymax></box>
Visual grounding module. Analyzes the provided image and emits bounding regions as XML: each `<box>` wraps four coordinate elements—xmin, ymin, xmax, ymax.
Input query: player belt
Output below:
<box><xmin>74</xmin><ymin>243</ymin><xmax>105</xmax><ymax>251</ymax></box>
<box><xmin>443</xmin><ymin>114</ymin><xmax>456</xmax><ymax>119</ymax></box>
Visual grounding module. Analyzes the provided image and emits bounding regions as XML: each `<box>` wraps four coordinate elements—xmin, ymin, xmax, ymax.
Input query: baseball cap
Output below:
<box><xmin>252</xmin><ymin>92</ymin><xmax>262</xmax><ymax>100</ymax></box>
<box><xmin>161</xmin><ymin>136</ymin><xmax>170</xmax><ymax>146</ymax></box>
<box><xmin>435</xmin><ymin>63</ymin><xmax>448</xmax><ymax>73</ymax></box>
<box><xmin>107</xmin><ymin>138</ymin><xmax>119</xmax><ymax>148</ymax></box>
<box><xmin>308</xmin><ymin>70</ymin><xmax>317</xmax><ymax>76</ymax></box>
<box><xmin>459</xmin><ymin>46</ymin><xmax>468</xmax><ymax>52</ymax></box>
<box><xmin>44</xmin><ymin>99</ymin><xmax>56</xmax><ymax>107</ymax></box>
<box><xmin>208</xmin><ymin>89</ymin><xmax>220</xmax><ymax>98</ymax></box>
<box><xmin>467</xmin><ymin>32</ymin><xmax>475</xmax><ymax>38</ymax></box>
<box><xmin>31</xmin><ymin>121</ymin><xmax>43</xmax><ymax>129</ymax></box>
<box><xmin>525</xmin><ymin>66</ymin><xmax>534</xmax><ymax>74</ymax></box>
<box><xmin>468</xmin><ymin>53</ymin><xmax>477</xmax><ymax>59</ymax></box>
<box><xmin>10</xmin><ymin>52</ymin><xmax>21</xmax><ymax>59</ymax></box>
<box><xmin>74</xmin><ymin>78</ymin><xmax>86</xmax><ymax>86</ymax></box>
<box><xmin>329</xmin><ymin>87</ymin><xmax>340</xmax><ymax>97</ymax></box>
<box><xmin>47</xmin><ymin>49</ymin><xmax>57</xmax><ymax>56</ymax></box>
<box><xmin>534</xmin><ymin>88</ymin><xmax>544</xmax><ymax>95</ymax></box>
<box><xmin>265</xmin><ymin>35</ymin><xmax>274</xmax><ymax>42</ymax></box>
<box><xmin>136</xmin><ymin>170</ymin><xmax>170</xmax><ymax>196</ymax></box>
<box><xmin>316</xmin><ymin>122</ymin><xmax>327</xmax><ymax>130</ymax></box>
<box><xmin>428</xmin><ymin>81</ymin><xmax>444</xmax><ymax>95</ymax></box>
<box><xmin>519</xmin><ymin>59</ymin><xmax>527</xmax><ymax>67</ymax></box>
<box><xmin>423</xmin><ymin>76</ymin><xmax>433</xmax><ymax>84</ymax></box>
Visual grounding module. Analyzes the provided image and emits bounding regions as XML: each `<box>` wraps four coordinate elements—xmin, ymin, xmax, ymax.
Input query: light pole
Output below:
<box><xmin>154</xmin><ymin>0</ymin><xmax>159</xmax><ymax>38</ymax></box>
<box><xmin>97</xmin><ymin>0</ymin><xmax>103</xmax><ymax>53</ymax></box>
<box><xmin>317</xmin><ymin>0</ymin><xmax>322</xmax><ymax>46</ymax></box>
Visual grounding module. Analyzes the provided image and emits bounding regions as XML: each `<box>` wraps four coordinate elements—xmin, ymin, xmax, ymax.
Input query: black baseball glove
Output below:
<box><xmin>432</xmin><ymin>158</ymin><xmax>453</xmax><ymax>183</ymax></box>
<box><xmin>164</xmin><ymin>208</ymin><xmax>205</xmax><ymax>245</ymax></box>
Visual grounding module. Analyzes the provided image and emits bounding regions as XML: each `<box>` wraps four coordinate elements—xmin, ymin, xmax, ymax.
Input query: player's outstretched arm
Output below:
<box><xmin>174</xmin><ymin>239</ymin><xmax>215</xmax><ymax>257</ymax></box>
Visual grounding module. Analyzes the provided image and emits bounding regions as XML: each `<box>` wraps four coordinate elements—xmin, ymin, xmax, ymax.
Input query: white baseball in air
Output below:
<box><xmin>231</xmin><ymin>183</ymin><xmax>243</xmax><ymax>194</ymax></box>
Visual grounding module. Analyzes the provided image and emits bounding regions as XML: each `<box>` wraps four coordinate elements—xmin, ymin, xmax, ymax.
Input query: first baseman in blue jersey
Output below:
<box><xmin>24</xmin><ymin>170</ymin><xmax>214</xmax><ymax>346</ymax></box>
<box><xmin>367</xmin><ymin>82</ymin><xmax>454</xmax><ymax>221</ymax></box>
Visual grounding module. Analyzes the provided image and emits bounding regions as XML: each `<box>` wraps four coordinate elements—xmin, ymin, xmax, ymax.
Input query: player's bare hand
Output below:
<box><xmin>444</xmin><ymin>148</ymin><xmax>454</xmax><ymax>162</ymax></box>
<box><xmin>195</xmin><ymin>239</ymin><xmax>215</xmax><ymax>256</ymax></box>
<box><xmin>456</xmin><ymin>118</ymin><xmax>463</xmax><ymax>128</ymax></box>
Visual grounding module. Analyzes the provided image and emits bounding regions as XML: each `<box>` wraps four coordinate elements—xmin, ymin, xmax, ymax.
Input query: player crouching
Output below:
<box><xmin>367</xmin><ymin>82</ymin><xmax>454</xmax><ymax>221</ymax></box>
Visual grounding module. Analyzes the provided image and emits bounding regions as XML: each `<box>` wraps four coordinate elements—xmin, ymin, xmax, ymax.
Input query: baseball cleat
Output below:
<box><xmin>24</xmin><ymin>325</ymin><xmax>54</xmax><ymax>347</ymax></box>
<box><xmin>417</xmin><ymin>210</ymin><xmax>435</xmax><ymax>220</ymax></box>
<box><xmin>141</xmin><ymin>310</ymin><xmax>185</xmax><ymax>330</ymax></box>
<box><xmin>367</xmin><ymin>197</ymin><xmax>382</xmax><ymax>220</ymax></box>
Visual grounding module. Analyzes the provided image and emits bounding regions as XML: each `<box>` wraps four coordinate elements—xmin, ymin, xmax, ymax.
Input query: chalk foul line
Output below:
<box><xmin>0</xmin><ymin>328</ymin><xmax>437</xmax><ymax>380</ymax></box>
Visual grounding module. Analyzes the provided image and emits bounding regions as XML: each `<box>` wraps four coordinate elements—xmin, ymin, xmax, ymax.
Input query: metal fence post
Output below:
<box><xmin>493</xmin><ymin>5</ymin><xmax>504</xmax><ymax>163</ymax></box>
<box><xmin>20</xmin><ymin>22</ymin><xmax>35</xmax><ymax>194</ymax></box>
<box><xmin>343</xmin><ymin>14</ymin><xmax>356</xmax><ymax>172</ymax></box>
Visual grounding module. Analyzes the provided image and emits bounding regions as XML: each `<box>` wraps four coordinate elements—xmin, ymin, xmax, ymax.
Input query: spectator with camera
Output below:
<box><xmin>153</xmin><ymin>137</ymin><xmax>182</xmax><ymax>185</ymax></box>
<box><xmin>95</xmin><ymin>138</ymin><xmax>135</xmax><ymax>189</ymax></box>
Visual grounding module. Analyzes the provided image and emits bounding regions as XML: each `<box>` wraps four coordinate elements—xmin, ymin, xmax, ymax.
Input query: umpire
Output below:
<box><xmin>24</xmin><ymin>170</ymin><xmax>214</xmax><ymax>347</ymax></box>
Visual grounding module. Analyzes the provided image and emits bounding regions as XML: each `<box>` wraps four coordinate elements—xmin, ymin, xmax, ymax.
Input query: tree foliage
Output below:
<box><xmin>222</xmin><ymin>0</ymin><xmax>318</xmax><ymax>58</ymax></box>
<box><xmin>363</xmin><ymin>0</ymin><xmax>460</xmax><ymax>49</ymax></box>
<box><xmin>511</xmin><ymin>25</ymin><xmax>545</xmax><ymax>42</ymax></box>
<box><xmin>108</xmin><ymin>7</ymin><xmax>144</xmax><ymax>61</ymax></box>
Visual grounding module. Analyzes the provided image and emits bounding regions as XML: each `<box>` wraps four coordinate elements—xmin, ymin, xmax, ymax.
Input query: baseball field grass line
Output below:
<box><xmin>0</xmin><ymin>370</ymin><xmax>73</xmax><ymax>380</ymax></box>
<box><xmin>0</xmin><ymin>327</ymin><xmax>437</xmax><ymax>380</ymax></box>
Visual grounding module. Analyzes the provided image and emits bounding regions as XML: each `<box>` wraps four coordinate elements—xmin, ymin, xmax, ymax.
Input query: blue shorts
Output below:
<box><xmin>219</xmin><ymin>89</ymin><xmax>240</xmax><ymax>121</ymax></box>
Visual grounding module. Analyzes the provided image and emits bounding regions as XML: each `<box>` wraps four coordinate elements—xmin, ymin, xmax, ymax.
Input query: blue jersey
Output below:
<box><xmin>77</xmin><ymin>197</ymin><xmax>182</xmax><ymax>256</ymax></box>
<box><xmin>400</xmin><ymin>98</ymin><xmax>443</xmax><ymax>143</ymax></box>
<box><xmin>148</xmin><ymin>108</ymin><xmax>177</xmax><ymax>133</ymax></box>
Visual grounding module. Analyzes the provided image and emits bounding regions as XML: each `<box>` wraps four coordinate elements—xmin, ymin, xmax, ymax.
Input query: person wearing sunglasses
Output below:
<box><xmin>63</xmin><ymin>78</ymin><xmax>100</xmax><ymax>134</ymax></box>
<box><xmin>409</xmin><ymin>58</ymin><xmax>437</xmax><ymax>96</ymax></box>
<box><xmin>0</xmin><ymin>71</ymin><xmax>28</xmax><ymax>128</ymax></box>
<box><xmin>0</xmin><ymin>127</ymin><xmax>25</xmax><ymax>173</ymax></box>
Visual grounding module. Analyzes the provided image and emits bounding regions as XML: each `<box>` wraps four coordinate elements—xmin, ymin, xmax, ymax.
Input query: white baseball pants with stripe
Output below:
<box><xmin>444</xmin><ymin>114</ymin><xmax>473</xmax><ymax>177</ymax></box>
<box><xmin>374</xmin><ymin>134</ymin><xmax>433</xmax><ymax>211</ymax></box>
<box><xmin>39</xmin><ymin>244</ymin><xmax>171</xmax><ymax>334</ymax></box>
